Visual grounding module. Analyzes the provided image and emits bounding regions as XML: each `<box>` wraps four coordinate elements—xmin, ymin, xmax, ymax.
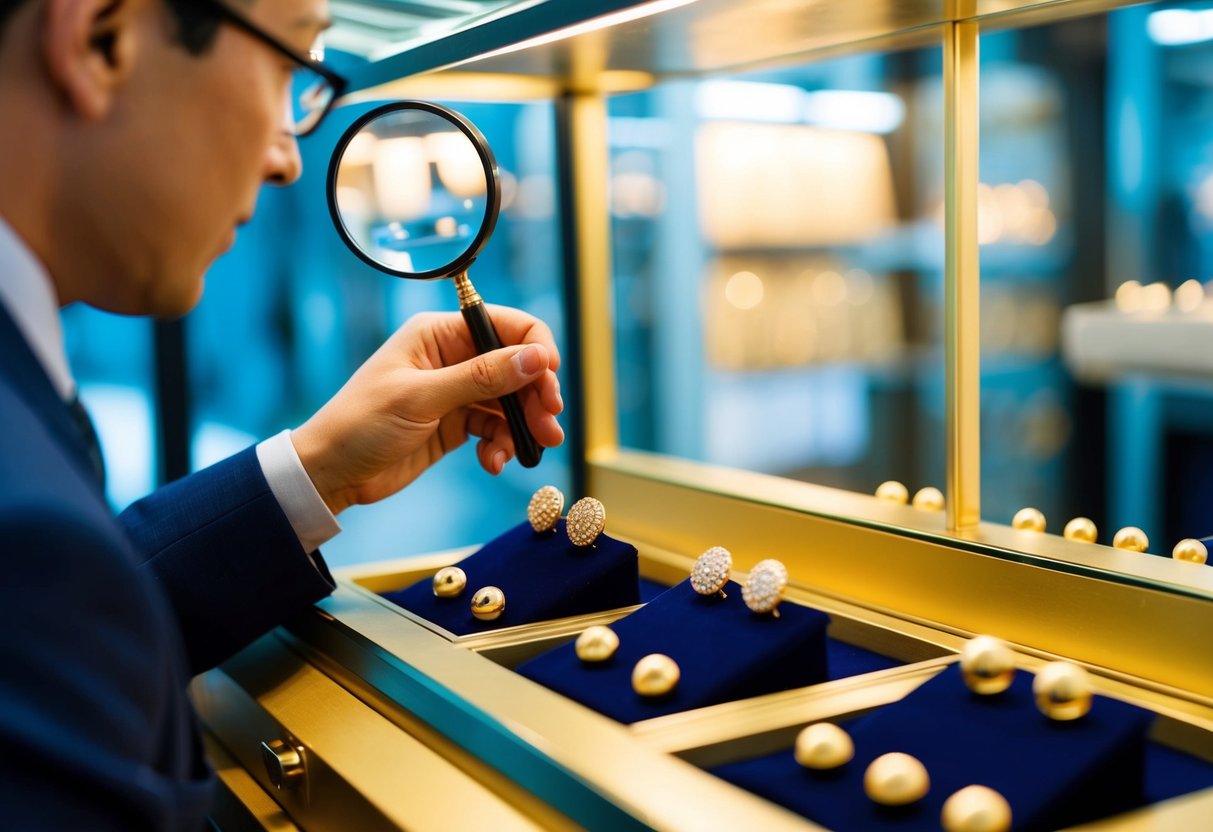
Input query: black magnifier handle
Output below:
<box><xmin>454</xmin><ymin>274</ymin><xmax>543</xmax><ymax>468</ymax></box>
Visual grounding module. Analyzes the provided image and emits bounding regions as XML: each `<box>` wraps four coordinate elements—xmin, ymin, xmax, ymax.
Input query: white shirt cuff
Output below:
<box><xmin>256</xmin><ymin>430</ymin><xmax>342</xmax><ymax>554</ymax></box>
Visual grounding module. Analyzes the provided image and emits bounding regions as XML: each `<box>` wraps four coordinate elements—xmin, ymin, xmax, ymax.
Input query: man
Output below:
<box><xmin>0</xmin><ymin>0</ymin><xmax>564</xmax><ymax>827</ymax></box>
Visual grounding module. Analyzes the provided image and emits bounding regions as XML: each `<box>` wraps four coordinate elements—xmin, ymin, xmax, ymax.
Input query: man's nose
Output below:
<box><xmin>265</xmin><ymin>130</ymin><xmax>303</xmax><ymax>186</ymax></box>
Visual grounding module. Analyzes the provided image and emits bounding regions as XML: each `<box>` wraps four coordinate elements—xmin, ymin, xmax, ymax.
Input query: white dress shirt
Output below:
<box><xmin>0</xmin><ymin>216</ymin><xmax>340</xmax><ymax>554</ymax></box>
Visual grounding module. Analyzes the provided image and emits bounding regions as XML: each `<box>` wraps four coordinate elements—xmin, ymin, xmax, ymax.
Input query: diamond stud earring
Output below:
<box><xmin>690</xmin><ymin>546</ymin><xmax>732</xmax><ymax>599</ymax></box>
<box><xmin>742</xmin><ymin>559</ymin><xmax>788</xmax><ymax>617</ymax></box>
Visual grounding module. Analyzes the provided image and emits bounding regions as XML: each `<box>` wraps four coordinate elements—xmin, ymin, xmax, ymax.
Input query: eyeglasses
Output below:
<box><xmin>195</xmin><ymin>0</ymin><xmax>348</xmax><ymax>137</ymax></box>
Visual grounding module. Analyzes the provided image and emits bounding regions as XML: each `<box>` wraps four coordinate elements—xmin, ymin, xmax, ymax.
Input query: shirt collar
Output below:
<box><xmin>0</xmin><ymin>215</ymin><xmax>75</xmax><ymax>401</ymax></box>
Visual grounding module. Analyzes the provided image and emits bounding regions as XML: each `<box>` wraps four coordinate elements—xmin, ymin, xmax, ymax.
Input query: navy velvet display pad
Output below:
<box><xmin>1145</xmin><ymin>743</ymin><xmax>1213</xmax><ymax>804</ymax></box>
<box><xmin>712</xmin><ymin>664</ymin><xmax>1153</xmax><ymax>831</ymax></box>
<box><xmin>382</xmin><ymin>520</ymin><xmax>639</xmax><ymax>635</ymax></box>
<box><xmin>516</xmin><ymin>579</ymin><xmax>829</xmax><ymax>723</ymax></box>
<box><xmin>827</xmin><ymin>639</ymin><xmax>901</xmax><ymax>680</ymax></box>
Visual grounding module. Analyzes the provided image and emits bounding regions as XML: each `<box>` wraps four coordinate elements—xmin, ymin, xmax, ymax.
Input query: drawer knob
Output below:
<box><xmin>260</xmin><ymin>739</ymin><xmax>305</xmax><ymax>790</ymax></box>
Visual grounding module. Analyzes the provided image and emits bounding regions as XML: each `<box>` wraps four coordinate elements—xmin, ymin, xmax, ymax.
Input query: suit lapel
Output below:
<box><xmin>0</xmin><ymin>301</ymin><xmax>106</xmax><ymax>493</ymax></box>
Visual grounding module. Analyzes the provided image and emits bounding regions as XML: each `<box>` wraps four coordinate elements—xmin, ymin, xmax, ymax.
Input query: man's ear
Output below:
<box><xmin>42</xmin><ymin>0</ymin><xmax>140</xmax><ymax>120</ymax></box>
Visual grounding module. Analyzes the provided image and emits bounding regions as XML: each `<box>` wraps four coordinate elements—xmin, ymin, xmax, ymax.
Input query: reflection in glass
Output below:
<box><xmin>610</xmin><ymin>43</ymin><xmax>945</xmax><ymax>497</ymax></box>
<box><xmin>982</xmin><ymin>0</ymin><xmax>1213</xmax><ymax>555</ymax></box>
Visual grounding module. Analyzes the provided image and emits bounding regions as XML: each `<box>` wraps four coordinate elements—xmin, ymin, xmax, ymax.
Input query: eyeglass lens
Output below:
<box><xmin>291</xmin><ymin>67</ymin><xmax>334</xmax><ymax>136</ymax></box>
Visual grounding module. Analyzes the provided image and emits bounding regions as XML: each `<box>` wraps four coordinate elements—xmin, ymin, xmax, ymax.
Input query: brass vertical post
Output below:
<box><xmin>944</xmin><ymin>20</ymin><xmax>981</xmax><ymax>531</ymax></box>
<box><xmin>562</xmin><ymin>92</ymin><xmax>618</xmax><ymax>463</ymax></box>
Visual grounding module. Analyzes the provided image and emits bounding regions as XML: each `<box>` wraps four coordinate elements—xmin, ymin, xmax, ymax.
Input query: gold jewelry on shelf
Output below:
<box><xmin>911</xmin><ymin>486</ymin><xmax>944</xmax><ymax>512</ymax></box>
<box><xmin>959</xmin><ymin>635</ymin><xmax>1015</xmax><ymax>696</ymax></box>
<box><xmin>1033</xmin><ymin>661</ymin><xmax>1093</xmax><ymax>721</ymax></box>
<box><xmin>1011</xmin><ymin>507</ymin><xmax>1046</xmax><ymax>533</ymax></box>
<box><xmin>794</xmin><ymin>723</ymin><xmax>854</xmax><ymax>771</ymax></box>
<box><xmin>875</xmin><ymin>480</ymin><xmax>909</xmax><ymax>505</ymax></box>
<box><xmin>941</xmin><ymin>785</ymin><xmax>1012</xmax><ymax>832</ymax></box>
<box><xmin>1063</xmin><ymin>517</ymin><xmax>1098</xmax><ymax>543</ymax></box>
<box><xmin>575</xmin><ymin>625</ymin><xmax>619</xmax><ymax>663</ymax></box>
<box><xmin>1172</xmin><ymin>538</ymin><xmax>1208</xmax><ymax>565</ymax></box>
<box><xmin>527</xmin><ymin>485</ymin><xmax>564</xmax><ymax>533</ymax></box>
<box><xmin>431</xmin><ymin>566</ymin><xmax>467</xmax><ymax>598</ymax></box>
<box><xmin>470</xmin><ymin>586</ymin><xmax>506</xmax><ymax>621</ymax></box>
<box><xmin>632</xmin><ymin>654</ymin><xmax>679</xmax><ymax>697</ymax></box>
<box><xmin>864</xmin><ymin>752</ymin><xmax>930</xmax><ymax>806</ymax></box>
<box><xmin>742</xmin><ymin>559</ymin><xmax>788</xmax><ymax>617</ymax></box>
<box><xmin>691</xmin><ymin>546</ymin><xmax>732</xmax><ymax>598</ymax></box>
<box><xmin>1112</xmin><ymin>526</ymin><xmax>1149</xmax><ymax>552</ymax></box>
<box><xmin>566</xmin><ymin>497</ymin><xmax>606</xmax><ymax>547</ymax></box>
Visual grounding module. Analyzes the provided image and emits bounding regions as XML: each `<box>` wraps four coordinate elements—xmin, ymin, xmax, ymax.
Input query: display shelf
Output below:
<box><xmin>196</xmin><ymin>539</ymin><xmax>1213</xmax><ymax>830</ymax></box>
<box><xmin>702</xmin><ymin>665</ymin><xmax>1211</xmax><ymax>830</ymax></box>
<box><xmin>1062</xmin><ymin>301</ymin><xmax>1213</xmax><ymax>383</ymax></box>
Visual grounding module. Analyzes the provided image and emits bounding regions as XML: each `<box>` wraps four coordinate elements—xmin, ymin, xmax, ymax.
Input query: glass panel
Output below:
<box><xmin>609</xmin><ymin>40</ymin><xmax>947</xmax><ymax>503</ymax></box>
<box><xmin>326</xmin><ymin>0</ymin><xmax>527</xmax><ymax>58</ymax></box>
<box><xmin>979</xmin><ymin>0</ymin><xmax>1213</xmax><ymax>560</ymax></box>
<box><xmin>191</xmin><ymin>100</ymin><xmax>569</xmax><ymax>568</ymax></box>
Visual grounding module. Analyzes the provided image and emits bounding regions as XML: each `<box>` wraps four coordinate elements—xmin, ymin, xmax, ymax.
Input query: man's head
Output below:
<box><xmin>0</xmin><ymin>0</ymin><xmax>331</xmax><ymax>317</ymax></box>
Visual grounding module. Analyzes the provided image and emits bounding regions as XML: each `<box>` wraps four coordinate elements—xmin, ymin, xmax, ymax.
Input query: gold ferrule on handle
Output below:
<box><xmin>453</xmin><ymin>272</ymin><xmax>483</xmax><ymax>309</ymax></box>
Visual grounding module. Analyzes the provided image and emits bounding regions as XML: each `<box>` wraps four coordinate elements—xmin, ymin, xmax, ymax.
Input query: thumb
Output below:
<box><xmin>418</xmin><ymin>343</ymin><xmax>549</xmax><ymax>416</ymax></box>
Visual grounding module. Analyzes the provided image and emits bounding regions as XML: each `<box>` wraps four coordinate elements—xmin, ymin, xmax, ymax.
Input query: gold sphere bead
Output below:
<box><xmin>470</xmin><ymin>586</ymin><xmax>506</xmax><ymax>621</ymax></box>
<box><xmin>911</xmin><ymin>486</ymin><xmax>945</xmax><ymax>512</ymax></box>
<box><xmin>875</xmin><ymin>480</ymin><xmax>909</xmax><ymax>505</ymax></box>
<box><xmin>527</xmin><ymin>485</ymin><xmax>564</xmax><ymax>533</ymax></box>
<box><xmin>941</xmin><ymin>785</ymin><xmax>1013</xmax><ymax>832</ymax></box>
<box><xmin>959</xmin><ymin>635</ymin><xmax>1016</xmax><ymax>696</ymax></box>
<box><xmin>1011</xmin><ymin>507</ymin><xmax>1046</xmax><ymax>533</ymax></box>
<box><xmin>1033</xmin><ymin>661</ymin><xmax>1093</xmax><ymax>721</ymax></box>
<box><xmin>864</xmin><ymin>752</ymin><xmax>930</xmax><ymax>806</ymax></box>
<box><xmin>575</xmin><ymin>625</ymin><xmax>619</xmax><ymax>663</ymax></box>
<box><xmin>1112</xmin><ymin>526</ymin><xmax>1149</xmax><ymax>553</ymax></box>
<box><xmin>794</xmin><ymin>723</ymin><xmax>854</xmax><ymax>771</ymax></box>
<box><xmin>632</xmin><ymin>653</ymin><xmax>680</xmax><ymax>697</ymax></box>
<box><xmin>1172</xmin><ymin>538</ymin><xmax>1209</xmax><ymax>565</ymax></box>
<box><xmin>432</xmin><ymin>566</ymin><xmax>467</xmax><ymax>598</ymax></box>
<box><xmin>566</xmin><ymin>497</ymin><xmax>606</xmax><ymax>547</ymax></box>
<box><xmin>1063</xmin><ymin>517</ymin><xmax>1098</xmax><ymax>543</ymax></box>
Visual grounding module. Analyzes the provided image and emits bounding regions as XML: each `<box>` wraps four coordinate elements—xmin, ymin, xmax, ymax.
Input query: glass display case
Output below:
<box><xmin>194</xmin><ymin>1</ymin><xmax>1213</xmax><ymax>829</ymax></box>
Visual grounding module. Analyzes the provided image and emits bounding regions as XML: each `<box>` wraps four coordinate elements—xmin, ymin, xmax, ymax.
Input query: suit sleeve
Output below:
<box><xmin>118</xmin><ymin>445</ymin><xmax>336</xmax><ymax>675</ymax></box>
<box><xmin>0</xmin><ymin>503</ymin><xmax>214</xmax><ymax>829</ymax></box>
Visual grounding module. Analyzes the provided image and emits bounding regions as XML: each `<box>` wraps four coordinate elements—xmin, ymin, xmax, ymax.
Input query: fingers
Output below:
<box><xmin>467</xmin><ymin>410</ymin><xmax>513</xmax><ymax>475</ymax></box>
<box><xmin>523</xmin><ymin>384</ymin><xmax>565</xmax><ymax>448</ymax></box>
<box><xmin>398</xmin><ymin>307</ymin><xmax>561</xmax><ymax>374</ymax></box>
<box><xmin>477</xmin><ymin>438</ymin><xmax>510</xmax><ymax>476</ymax></box>
<box><xmin>413</xmin><ymin>342</ymin><xmax>553</xmax><ymax>419</ymax></box>
<box><xmin>483</xmin><ymin>305</ymin><xmax>561</xmax><ymax>372</ymax></box>
<box><xmin>465</xmin><ymin>393</ymin><xmax>561</xmax><ymax>474</ymax></box>
<box><xmin>385</xmin><ymin>306</ymin><xmax>566</xmax><ymax>473</ymax></box>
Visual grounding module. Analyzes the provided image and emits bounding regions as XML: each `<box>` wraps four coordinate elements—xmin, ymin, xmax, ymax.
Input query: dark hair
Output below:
<box><xmin>0</xmin><ymin>0</ymin><xmax>235</xmax><ymax>56</ymax></box>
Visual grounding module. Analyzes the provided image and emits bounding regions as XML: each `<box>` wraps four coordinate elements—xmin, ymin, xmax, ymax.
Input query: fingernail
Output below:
<box><xmin>515</xmin><ymin>344</ymin><xmax>544</xmax><ymax>376</ymax></box>
<box><xmin>492</xmin><ymin>450</ymin><xmax>507</xmax><ymax>472</ymax></box>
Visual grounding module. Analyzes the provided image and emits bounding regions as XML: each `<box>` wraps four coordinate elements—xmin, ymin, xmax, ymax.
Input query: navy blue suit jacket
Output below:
<box><xmin>0</xmin><ymin>304</ymin><xmax>335</xmax><ymax>830</ymax></box>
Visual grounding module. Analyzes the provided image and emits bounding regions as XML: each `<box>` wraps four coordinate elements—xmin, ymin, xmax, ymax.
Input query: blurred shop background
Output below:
<box><xmin>62</xmin><ymin>0</ymin><xmax>1213</xmax><ymax>565</ymax></box>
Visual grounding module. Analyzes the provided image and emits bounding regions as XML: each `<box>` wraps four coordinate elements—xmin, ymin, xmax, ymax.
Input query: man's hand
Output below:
<box><xmin>290</xmin><ymin>307</ymin><xmax>564</xmax><ymax>515</ymax></box>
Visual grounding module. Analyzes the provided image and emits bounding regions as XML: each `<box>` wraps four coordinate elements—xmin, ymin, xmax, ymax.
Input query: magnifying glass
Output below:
<box><xmin>326</xmin><ymin>101</ymin><xmax>543</xmax><ymax>468</ymax></box>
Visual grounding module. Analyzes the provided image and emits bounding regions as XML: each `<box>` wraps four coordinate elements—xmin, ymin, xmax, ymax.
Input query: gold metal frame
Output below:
<box><xmin>945</xmin><ymin>19</ymin><xmax>982</xmax><ymax>531</ymax></box>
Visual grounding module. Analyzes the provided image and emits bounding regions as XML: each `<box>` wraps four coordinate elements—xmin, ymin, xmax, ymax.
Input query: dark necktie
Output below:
<box><xmin>67</xmin><ymin>394</ymin><xmax>106</xmax><ymax>489</ymax></box>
